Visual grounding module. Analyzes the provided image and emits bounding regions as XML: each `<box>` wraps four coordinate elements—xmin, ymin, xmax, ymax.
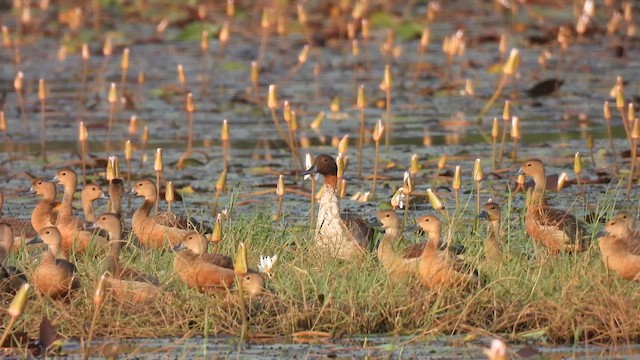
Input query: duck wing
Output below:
<box><xmin>152</xmin><ymin>212</ymin><xmax>211</xmax><ymax>233</ymax></box>
<box><xmin>201</xmin><ymin>253</ymin><xmax>234</xmax><ymax>269</ymax></box>
<box><xmin>537</xmin><ymin>207</ymin><xmax>590</xmax><ymax>249</ymax></box>
<box><xmin>403</xmin><ymin>242</ymin><xmax>426</xmax><ymax>258</ymax></box>
<box><xmin>1</xmin><ymin>218</ymin><xmax>36</xmax><ymax>239</ymax></box>
<box><xmin>341</xmin><ymin>212</ymin><xmax>373</xmax><ymax>248</ymax></box>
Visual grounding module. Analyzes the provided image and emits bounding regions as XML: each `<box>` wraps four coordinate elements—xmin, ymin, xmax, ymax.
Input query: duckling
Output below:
<box><xmin>0</xmin><ymin>189</ymin><xmax>36</xmax><ymax>241</ymax></box>
<box><xmin>598</xmin><ymin>218</ymin><xmax>640</xmax><ymax>281</ymax></box>
<box><xmin>519</xmin><ymin>159</ymin><xmax>589</xmax><ymax>254</ymax></box>
<box><xmin>50</xmin><ymin>169</ymin><xmax>108</xmax><ymax>254</ymax></box>
<box><xmin>81</xmin><ymin>183</ymin><xmax>108</xmax><ymax>223</ymax></box>
<box><xmin>130</xmin><ymin>179</ymin><xmax>195</xmax><ymax>248</ymax></box>
<box><xmin>173</xmin><ymin>232</ymin><xmax>264</xmax><ymax>294</ymax></box>
<box><xmin>29</xmin><ymin>178</ymin><xmax>59</xmax><ymax>233</ymax></box>
<box><xmin>27</xmin><ymin>227</ymin><xmax>80</xmax><ymax>299</ymax></box>
<box><xmin>91</xmin><ymin>213</ymin><xmax>160</xmax><ymax>286</ymax></box>
<box><xmin>415</xmin><ymin>215</ymin><xmax>479</xmax><ymax>290</ymax></box>
<box><xmin>478</xmin><ymin>202</ymin><xmax>505</xmax><ymax>261</ymax></box>
<box><xmin>301</xmin><ymin>154</ymin><xmax>373</xmax><ymax>259</ymax></box>
<box><xmin>376</xmin><ymin>210</ymin><xmax>419</xmax><ymax>279</ymax></box>
<box><xmin>0</xmin><ymin>223</ymin><xmax>27</xmax><ymax>293</ymax></box>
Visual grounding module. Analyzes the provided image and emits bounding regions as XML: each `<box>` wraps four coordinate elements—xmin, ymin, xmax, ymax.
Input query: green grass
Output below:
<box><xmin>3</xmin><ymin>180</ymin><xmax>640</xmax><ymax>347</ymax></box>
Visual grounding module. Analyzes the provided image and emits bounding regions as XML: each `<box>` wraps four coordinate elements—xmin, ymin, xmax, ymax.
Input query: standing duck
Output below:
<box><xmin>598</xmin><ymin>217</ymin><xmax>640</xmax><ymax>281</ymax></box>
<box><xmin>518</xmin><ymin>159</ymin><xmax>589</xmax><ymax>254</ymax></box>
<box><xmin>376</xmin><ymin>210</ymin><xmax>419</xmax><ymax>279</ymax></box>
<box><xmin>478</xmin><ymin>201</ymin><xmax>505</xmax><ymax>261</ymax></box>
<box><xmin>0</xmin><ymin>223</ymin><xmax>27</xmax><ymax>292</ymax></box>
<box><xmin>173</xmin><ymin>232</ymin><xmax>264</xmax><ymax>293</ymax></box>
<box><xmin>27</xmin><ymin>227</ymin><xmax>81</xmax><ymax>299</ymax></box>
<box><xmin>0</xmin><ymin>189</ymin><xmax>36</xmax><ymax>241</ymax></box>
<box><xmin>301</xmin><ymin>154</ymin><xmax>373</xmax><ymax>259</ymax></box>
<box><xmin>130</xmin><ymin>179</ymin><xmax>192</xmax><ymax>248</ymax></box>
<box><xmin>49</xmin><ymin>169</ymin><xmax>108</xmax><ymax>254</ymax></box>
<box><xmin>29</xmin><ymin>178</ymin><xmax>58</xmax><ymax>233</ymax></box>
<box><xmin>415</xmin><ymin>215</ymin><xmax>479</xmax><ymax>290</ymax></box>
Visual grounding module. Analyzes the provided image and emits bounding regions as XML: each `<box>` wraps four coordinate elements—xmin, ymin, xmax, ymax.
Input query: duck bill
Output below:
<box><xmin>22</xmin><ymin>187</ymin><xmax>37</xmax><ymax>196</ymax></box>
<box><xmin>300</xmin><ymin>163</ymin><xmax>318</xmax><ymax>176</ymax></box>
<box><xmin>478</xmin><ymin>211</ymin><xmax>489</xmax><ymax>220</ymax></box>
<box><xmin>172</xmin><ymin>243</ymin><xmax>186</xmax><ymax>252</ymax></box>
<box><xmin>26</xmin><ymin>236</ymin><xmax>43</xmax><ymax>245</ymax></box>
<box><xmin>85</xmin><ymin>222</ymin><xmax>98</xmax><ymax>231</ymax></box>
<box><xmin>405</xmin><ymin>225</ymin><xmax>420</xmax><ymax>233</ymax></box>
<box><xmin>44</xmin><ymin>175</ymin><xmax>59</xmax><ymax>183</ymax></box>
<box><xmin>100</xmin><ymin>192</ymin><xmax>110</xmax><ymax>200</ymax></box>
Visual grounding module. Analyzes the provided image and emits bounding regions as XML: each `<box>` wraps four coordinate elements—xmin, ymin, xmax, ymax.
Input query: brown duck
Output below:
<box><xmin>376</xmin><ymin>210</ymin><xmax>419</xmax><ymax>279</ymax></box>
<box><xmin>29</xmin><ymin>178</ymin><xmax>59</xmax><ymax>234</ymax></box>
<box><xmin>519</xmin><ymin>159</ymin><xmax>589</xmax><ymax>254</ymax></box>
<box><xmin>478</xmin><ymin>201</ymin><xmax>505</xmax><ymax>261</ymax></box>
<box><xmin>0</xmin><ymin>189</ymin><xmax>36</xmax><ymax>242</ymax></box>
<box><xmin>598</xmin><ymin>218</ymin><xmax>640</xmax><ymax>281</ymax></box>
<box><xmin>0</xmin><ymin>223</ymin><xmax>27</xmax><ymax>292</ymax></box>
<box><xmin>301</xmin><ymin>154</ymin><xmax>373</xmax><ymax>259</ymax></box>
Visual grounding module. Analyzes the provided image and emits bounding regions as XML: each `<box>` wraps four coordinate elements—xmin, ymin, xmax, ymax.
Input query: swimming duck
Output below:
<box><xmin>598</xmin><ymin>218</ymin><xmax>640</xmax><ymax>281</ymax></box>
<box><xmin>376</xmin><ymin>210</ymin><xmax>419</xmax><ymax>279</ymax></box>
<box><xmin>0</xmin><ymin>223</ymin><xmax>27</xmax><ymax>292</ymax></box>
<box><xmin>29</xmin><ymin>178</ymin><xmax>58</xmax><ymax>233</ymax></box>
<box><xmin>130</xmin><ymin>179</ymin><xmax>194</xmax><ymax>248</ymax></box>
<box><xmin>173</xmin><ymin>232</ymin><xmax>264</xmax><ymax>294</ymax></box>
<box><xmin>301</xmin><ymin>154</ymin><xmax>373</xmax><ymax>259</ymax></box>
<box><xmin>27</xmin><ymin>227</ymin><xmax>81</xmax><ymax>299</ymax></box>
<box><xmin>81</xmin><ymin>183</ymin><xmax>108</xmax><ymax>223</ymax></box>
<box><xmin>478</xmin><ymin>201</ymin><xmax>505</xmax><ymax>261</ymax></box>
<box><xmin>415</xmin><ymin>215</ymin><xmax>479</xmax><ymax>290</ymax></box>
<box><xmin>50</xmin><ymin>169</ymin><xmax>108</xmax><ymax>254</ymax></box>
<box><xmin>519</xmin><ymin>159</ymin><xmax>589</xmax><ymax>254</ymax></box>
<box><xmin>91</xmin><ymin>213</ymin><xmax>160</xmax><ymax>285</ymax></box>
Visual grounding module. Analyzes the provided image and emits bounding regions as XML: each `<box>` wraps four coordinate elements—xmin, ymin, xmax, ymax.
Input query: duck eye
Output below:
<box><xmin>61</xmin><ymin>172</ymin><xmax>66</xmax><ymax>175</ymax></box>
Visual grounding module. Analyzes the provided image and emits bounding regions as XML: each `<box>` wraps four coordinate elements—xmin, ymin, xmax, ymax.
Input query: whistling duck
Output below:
<box><xmin>173</xmin><ymin>232</ymin><xmax>264</xmax><ymax>294</ymax></box>
<box><xmin>91</xmin><ymin>213</ymin><xmax>160</xmax><ymax>285</ymax></box>
<box><xmin>301</xmin><ymin>154</ymin><xmax>373</xmax><ymax>259</ymax></box>
<box><xmin>50</xmin><ymin>169</ymin><xmax>108</xmax><ymax>254</ymax></box>
<box><xmin>519</xmin><ymin>159</ymin><xmax>590</xmax><ymax>254</ymax></box>
<box><xmin>0</xmin><ymin>189</ymin><xmax>36</xmax><ymax>242</ymax></box>
<box><xmin>376</xmin><ymin>210</ymin><xmax>419</xmax><ymax>279</ymax></box>
<box><xmin>598</xmin><ymin>218</ymin><xmax>640</xmax><ymax>281</ymax></box>
<box><xmin>29</xmin><ymin>178</ymin><xmax>58</xmax><ymax>233</ymax></box>
<box><xmin>0</xmin><ymin>223</ymin><xmax>27</xmax><ymax>292</ymax></box>
<box><xmin>131</xmin><ymin>179</ymin><xmax>195</xmax><ymax>248</ymax></box>
<box><xmin>415</xmin><ymin>215</ymin><xmax>479</xmax><ymax>290</ymax></box>
<box><xmin>27</xmin><ymin>227</ymin><xmax>80</xmax><ymax>299</ymax></box>
<box><xmin>81</xmin><ymin>183</ymin><xmax>108</xmax><ymax>223</ymax></box>
<box><xmin>478</xmin><ymin>201</ymin><xmax>505</xmax><ymax>261</ymax></box>
<box><xmin>108</xmin><ymin>179</ymin><xmax>124</xmax><ymax>216</ymax></box>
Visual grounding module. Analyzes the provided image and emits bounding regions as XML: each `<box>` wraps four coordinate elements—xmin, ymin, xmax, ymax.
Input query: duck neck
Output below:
<box><xmin>530</xmin><ymin>173</ymin><xmax>547</xmax><ymax>207</ymax></box>
<box><xmin>108</xmin><ymin>227</ymin><xmax>122</xmax><ymax>242</ymax></box>
<box><xmin>134</xmin><ymin>195</ymin><xmax>155</xmax><ymax>220</ymax></box>
<box><xmin>0</xmin><ymin>190</ymin><xmax>3</xmax><ymax>217</ymax></box>
<box><xmin>60</xmin><ymin>184</ymin><xmax>76</xmax><ymax>219</ymax></box>
<box><xmin>82</xmin><ymin>197</ymin><xmax>95</xmax><ymax>222</ymax></box>
<box><xmin>425</xmin><ymin>229</ymin><xmax>440</xmax><ymax>251</ymax></box>
<box><xmin>488</xmin><ymin>219</ymin><xmax>502</xmax><ymax>239</ymax></box>
<box><xmin>324</xmin><ymin>175</ymin><xmax>338</xmax><ymax>190</ymax></box>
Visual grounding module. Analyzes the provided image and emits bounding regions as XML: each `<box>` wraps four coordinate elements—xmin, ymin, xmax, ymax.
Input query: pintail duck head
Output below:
<box><xmin>301</xmin><ymin>154</ymin><xmax>338</xmax><ymax>187</ymax></box>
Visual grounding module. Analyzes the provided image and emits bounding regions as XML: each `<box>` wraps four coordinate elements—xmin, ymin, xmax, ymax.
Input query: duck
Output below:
<box><xmin>518</xmin><ymin>159</ymin><xmax>590</xmax><ymax>254</ymax></box>
<box><xmin>478</xmin><ymin>201</ymin><xmax>505</xmax><ymax>261</ymax></box>
<box><xmin>376</xmin><ymin>210</ymin><xmax>419</xmax><ymax>279</ymax></box>
<box><xmin>0</xmin><ymin>223</ymin><xmax>27</xmax><ymax>292</ymax></box>
<box><xmin>29</xmin><ymin>178</ymin><xmax>59</xmax><ymax>234</ymax></box>
<box><xmin>173</xmin><ymin>232</ymin><xmax>264</xmax><ymax>294</ymax></box>
<box><xmin>81</xmin><ymin>183</ymin><xmax>108</xmax><ymax>223</ymax></box>
<box><xmin>130</xmin><ymin>179</ymin><xmax>195</xmax><ymax>248</ymax></box>
<box><xmin>90</xmin><ymin>213</ymin><xmax>160</xmax><ymax>285</ymax></box>
<box><xmin>27</xmin><ymin>227</ymin><xmax>81</xmax><ymax>299</ymax></box>
<box><xmin>49</xmin><ymin>169</ymin><xmax>108</xmax><ymax>254</ymax></box>
<box><xmin>0</xmin><ymin>189</ymin><xmax>37</xmax><ymax>243</ymax></box>
<box><xmin>611</xmin><ymin>211</ymin><xmax>640</xmax><ymax>254</ymax></box>
<box><xmin>301</xmin><ymin>154</ymin><xmax>373</xmax><ymax>259</ymax></box>
<box><xmin>598</xmin><ymin>217</ymin><xmax>640</xmax><ymax>281</ymax></box>
<box><xmin>415</xmin><ymin>215</ymin><xmax>479</xmax><ymax>290</ymax></box>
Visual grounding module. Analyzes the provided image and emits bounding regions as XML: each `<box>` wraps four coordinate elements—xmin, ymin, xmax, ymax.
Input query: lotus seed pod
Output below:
<box><xmin>473</xmin><ymin>158</ymin><xmax>483</xmax><ymax>182</ymax></box>
<box><xmin>108</xmin><ymin>83</ymin><xmax>117</xmax><ymax>103</ymax></box>
<box><xmin>491</xmin><ymin>118</ymin><xmax>499</xmax><ymax>139</ymax></box>
<box><xmin>165</xmin><ymin>181</ymin><xmax>175</xmax><ymax>203</ymax></box>
<box><xmin>372</xmin><ymin>119</ymin><xmax>384</xmax><ymax>142</ymax></box>
<box><xmin>503</xmin><ymin>48</ymin><xmax>520</xmax><ymax>76</ymax></box>
<box><xmin>211</xmin><ymin>214</ymin><xmax>223</xmax><ymax>244</ymax></box>
<box><xmin>311</xmin><ymin>111</ymin><xmax>325</xmax><ymax>129</ymax></box>
<box><xmin>452</xmin><ymin>165</ymin><xmax>461</xmax><ymax>191</ymax></box>
<box><xmin>267</xmin><ymin>84</ymin><xmax>277</xmax><ymax>109</ymax></box>
<box><xmin>234</xmin><ymin>243</ymin><xmax>248</xmax><ymax>274</ymax></box>
<box><xmin>154</xmin><ymin>148</ymin><xmax>163</xmax><ymax>172</ymax></box>
<box><xmin>78</xmin><ymin>121</ymin><xmax>88</xmax><ymax>142</ymax></box>
<box><xmin>9</xmin><ymin>283</ymin><xmax>29</xmax><ymax>318</ymax></box>
<box><xmin>276</xmin><ymin>175</ymin><xmax>285</xmax><ymax>196</ymax></box>
<box><xmin>574</xmin><ymin>152</ymin><xmax>582</xmax><ymax>175</ymax></box>
<box><xmin>357</xmin><ymin>85</ymin><xmax>366</xmax><ymax>109</ymax></box>
<box><xmin>120</xmin><ymin>48</ymin><xmax>129</xmax><ymax>71</ymax></box>
<box><xmin>426</xmin><ymin>188</ymin><xmax>444</xmax><ymax>210</ymax></box>
<box><xmin>125</xmin><ymin>140</ymin><xmax>133</xmax><ymax>160</ymax></box>
<box><xmin>216</xmin><ymin>170</ymin><xmax>227</xmax><ymax>192</ymax></box>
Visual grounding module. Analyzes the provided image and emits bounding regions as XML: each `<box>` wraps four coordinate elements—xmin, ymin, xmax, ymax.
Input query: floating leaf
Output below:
<box><xmin>369</xmin><ymin>11</ymin><xmax>395</xmax><ymax>29</ymax></box>
<box><xmin>397</xmin><ymin>21</ymin><xmax>422</xmax><ymax>41</ymax></box>
<box><xmin>221</xmin><ymin>61</ymin><xmax>247</xmax><ymax>72</ymax></box>
<box><xmin>176</xmin><ymin>22</ymin><xmax>220</xmax><ymax>41</ymax></box>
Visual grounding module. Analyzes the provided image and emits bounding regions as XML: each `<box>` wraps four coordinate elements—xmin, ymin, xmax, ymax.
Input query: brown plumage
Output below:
<box><xmin>478</xmin><ymin>202</ymin><xmax>505</xmax><ymax>261</ymax></box>
<box><xmin>50</xmin><ymin>169</ymin><xmax>108</xmax><ymax>254</ymax></box>
<box><xmin>81</xmin><ymin>183</ymin><xmax>107</xmax><ymax>223</ymax></box>
<box><xmin>611</xmin><ymin>211</ymin><xmax>640</xmax><ymax>254</ymax></box>
<box><xmin>0</xmin><ymin>189</ymin><xmax>36</xmax><ymax>243</ymax></box>
<box><xmin>415</xmin><ymin>215</ymin><xmax>479</xmax><ymax>290</ymax></box>
<box><xmin>301</xmin><ymin>154</ymin><xmax>373</xmax><ymax>259</ymax></box>
<box><xmin>91</xmin><ymin>213</ymin><xmax>160</xmax><ymax>286</ymax></box>
<box><xmin>376</xmin><ymin>210</ymin><xmax>419</xmax><ymax>279</ymax></box>
<box><xmin>108</xmin><ymin>179</ymin><xmax>124</xmax><ymax>216</ymax></box>
<box><xmin>519</xmin><ymin>159</ymin><xmax>589</xmax><ymax>254</ymax></box>
<box><xmin>27</xmin><ymin>227</ymin><xmax>80</xmax><ymax>300</ymax></box>
<box><xmin>173</xmin><ymin>232</ymin><xmax>264</xmax><ymax>294</ymax></box>
<box><xmin>131</xmin><ymin>179</ymin><xmax>192</xmax><ymax>248</ymax></box>
<box><xmin>599</xmin><ymin>218</ymin><xmax>640</xmax><ymax>281</ymax></box>
<box><xmin>0</xmin><ymin>223</ymin><xmax>27</xmax><ymax>293</ymax></box>
<box><xmin>29</xmin><ymin>178</ymin><xmax>58</xmax><ymax>233</ymax></box>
